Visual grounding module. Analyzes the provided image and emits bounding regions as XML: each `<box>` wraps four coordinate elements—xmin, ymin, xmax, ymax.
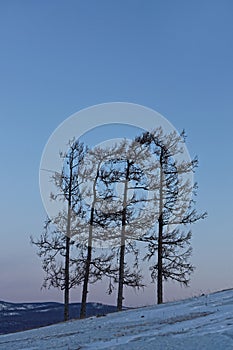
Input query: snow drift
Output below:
<box><xmin>0</xmin><ymin>289</ymin><xmax>233</xmax><ymax>349</ymax></box>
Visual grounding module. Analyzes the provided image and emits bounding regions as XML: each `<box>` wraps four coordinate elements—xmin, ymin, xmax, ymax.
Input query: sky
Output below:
<box><xmin>0</xmin><ymin>0</ymin><xmax>233</xmax><ymax>307</ymax></box>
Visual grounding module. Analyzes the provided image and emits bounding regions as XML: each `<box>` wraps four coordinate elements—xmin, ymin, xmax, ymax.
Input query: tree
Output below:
<box><xmin>97</xmin><ymin>140</ymin><xmax>153</xmax><ymax>310</ymax></box>
<box><xmin>78</xmin><ymin>146</ymin><xmax>119</xmax><ymax>318</ymax></box>
<box><xmin>32</xmin><ymin>140</ymin><xmax>86</xmax><ymax>321</ymax></box>
<box><xmin>137</xmin><ymin>128</ymin><xmax>207</xmax><ymax>304</ymax></box>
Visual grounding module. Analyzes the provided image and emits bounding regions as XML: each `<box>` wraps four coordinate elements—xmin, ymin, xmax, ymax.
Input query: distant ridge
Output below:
<box><xmin>0</xmin><ymin>301</ymin><xmax>117</xmax><ymax>335</ymax></box>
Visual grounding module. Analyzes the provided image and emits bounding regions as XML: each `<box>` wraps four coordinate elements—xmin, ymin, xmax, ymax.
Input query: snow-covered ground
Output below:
<box><xmin>1</xmin><ymin>289</ymin><xmax>233</xmax><ymax>349</ymax></box>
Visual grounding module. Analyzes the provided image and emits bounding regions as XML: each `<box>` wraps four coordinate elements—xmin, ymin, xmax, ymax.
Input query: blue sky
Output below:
<box><xmin>0</xmin><ymin>0</ymin><xmax>233</xmax><ymax>306</ymax></box>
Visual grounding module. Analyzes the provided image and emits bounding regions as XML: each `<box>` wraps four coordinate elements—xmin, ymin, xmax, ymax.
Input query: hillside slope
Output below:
<box><xmin>0</xmin><ymin>289</ymin><xmax>233</xmax><ymax>349</ymax></box>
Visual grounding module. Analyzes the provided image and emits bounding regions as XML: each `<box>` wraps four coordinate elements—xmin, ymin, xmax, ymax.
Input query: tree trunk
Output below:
<box><xmin>157</xmin><ymin>151</ymin><xmax>164</xmax><ymax>304</ymax></box>
<box><xmin>117</xmin><ymin>160</ymin><xmax>130</xmax><ymax>311</ymax></box>
<box><xmin>80</xmin><ymin>245</ymin><xmax>92</xmax><ymax>318</ymax></box>
<box><xmin>64</xmin><ymin>162</ymin><xmax>73</xmax><ymax>321</ymax></box>
<box><xmin>80</xmin><ymin>206</ymin><xmax>94</xmax><ymax>318</ymax></box>
<box><xmin>80</xmin><ymin>163</ymin><xmax>100</xmax><ymax>318</ymax></box>
<box><xmin>117</xmin><ymin>237</ymin><xmax>125</xmax><ymax>311</ymax></box>
<box><xmin>64</xmin><ymin>235</ymin><xmax>70</xmax><ymax>321</ymax></box>
<box><xmin>157</xmin><ymin>215</ymin><xmax>163</xmax><ymax>304</ymax></box>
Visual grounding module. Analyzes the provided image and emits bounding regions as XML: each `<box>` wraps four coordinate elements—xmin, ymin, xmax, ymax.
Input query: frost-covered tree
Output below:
<box><xmin>96</xmin><ymin>139</ymin><xmax>154</xmax><ymax>310</ymax></box>
<box><xmin>78</xmin><ymin>146</ymin><xmax>118</xmax><ymax>319</ymax></box>
<box><xmin>137</xmin><ymin>128</ymin><xmax>207</xmax><ymax>304</ymax></box>
<box><xmin>31</xmin><ymin>140</ymin><xmax>86</xmax><ymax>320</ymax></box>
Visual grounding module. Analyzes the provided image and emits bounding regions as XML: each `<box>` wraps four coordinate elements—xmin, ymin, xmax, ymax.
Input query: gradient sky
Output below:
<box><xmin>0</xmin><ymin>0</ymin><xmax>233</xmax><ymax>307</ymax></box>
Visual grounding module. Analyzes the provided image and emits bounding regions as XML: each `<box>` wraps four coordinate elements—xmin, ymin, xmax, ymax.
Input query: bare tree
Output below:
<box><xmin>78</xmin><ymin>146</ymin><xmax>119</xmax><ymax>318</ymax></box>
<box><xmin>137</xmin><ymin>128</ymin><xmax>207</xmax><ymax>304</ymax></box>
<box><xmin>97</xmin><ymin>140</ymin><xmax>153</xmax><ymax>310</ymax></box>
<box><xmin>32</xmin><ymin>140</ymin><xmax>86</xmax><ymax>321</ymax></box>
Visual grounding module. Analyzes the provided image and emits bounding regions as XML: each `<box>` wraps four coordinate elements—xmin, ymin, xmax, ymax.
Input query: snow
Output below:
<box><xmin>1</xmin><ymin>289</ymin><xmax>233</xmax><ymax>349</ymax></box>
<box><xmin>0</xmin><ymin>302</ymin><xmax>50</xmax><ymax>313</ymax></box>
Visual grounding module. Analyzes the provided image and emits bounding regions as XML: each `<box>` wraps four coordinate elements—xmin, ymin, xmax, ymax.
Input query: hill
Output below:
<box><xmin>0</xmin><ymin>289</ymin><xmax>233</xmax><ymax>349</ymax></box>
<box><xmin>0</xmin><ymin>301</ymin><xmax>117</xmax><ymax>335</ymax></box>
